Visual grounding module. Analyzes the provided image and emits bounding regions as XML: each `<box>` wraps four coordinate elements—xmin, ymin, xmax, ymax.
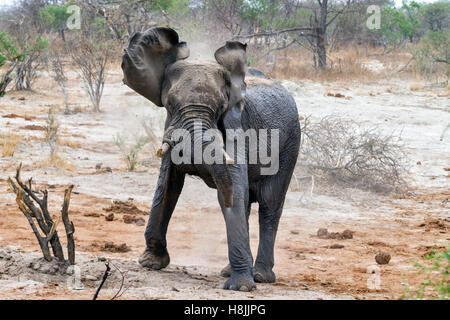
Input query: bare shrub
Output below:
<box><xmin>297</xmin><ymin>115</ymin><xmax>408</xmax><ymax>194</ymax></box>
<box><xmin>48</xmin><ymin>44</ymin><xmax>69</xmax><ymax>113</ymax></box>
<box><xmin>45</xmin><ymin>107</ymin><xmax>59</xmax><ymax>158</ymax></box>
<box><xmin>70</xmin><ymin>37</ymin><xmax>112</xmax><ymax>112</ymax></box>
<box><xmin>38</xmin><ymin>107</ymin><xmax>74</xmax><ymax>171</ymax></box>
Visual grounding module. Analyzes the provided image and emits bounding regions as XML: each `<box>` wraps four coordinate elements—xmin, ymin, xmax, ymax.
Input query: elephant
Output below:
<box><xmin>121</xmin><ymin>27</ymin><xmax>300</xmax><ymax>291</ymax></box>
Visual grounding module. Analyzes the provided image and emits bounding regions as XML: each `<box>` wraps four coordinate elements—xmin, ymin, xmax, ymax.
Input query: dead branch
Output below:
<box><xmin>93</xmin><ymin>262</ymin><xmax>111</xmax><ymax>300</ymax></box>
<box><xmin>232</xmin><ymin>27</ymin><xmax>315</xmax><ymax>40</ymax></box>
<box><xmin>396</xmin><ymin>57</ymin><xmax>415</xmax><ymax>73</ymax></box>
<box><xmin>8</xmin><ymin>164</ymin><xmax>76</xmax><ymax>263</ymax></box>
<box><xmin>0</xmin><ymin>62</ymin><xmax>17</xmax><ymax>96</ymax></box>
<box><xmin>61</xmin><ymin>185</ymin><xmax>75</xmax><ymax>265</ymax></box>
<box><xmin>110</xmin><ymin>262</ymin><xmax>129</xmax><ymax>300</ymax></box>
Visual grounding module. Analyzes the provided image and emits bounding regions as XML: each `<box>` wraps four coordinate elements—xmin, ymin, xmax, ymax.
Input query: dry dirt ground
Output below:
<box><xmin>0</xmin><ymin>65</ymin><xmax>449</xmax><ymax>300</ymax></box>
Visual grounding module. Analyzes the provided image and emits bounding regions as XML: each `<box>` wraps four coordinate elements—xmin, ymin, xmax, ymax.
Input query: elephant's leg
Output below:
<box><xmin>253</xmin><ymin>201</ymin><xmax>284</xmax><ymax>283</ymax></box>
<box><xmin>254</xmin><ymin>157</ymin><xmax>297</xmax><ymax>282</ymax></box>
<box><xmin>139</xmin><ymin>158</ymin><xmax>185</xmax><ymax>270</ymax></box>
<box><xmin>220</xmin><ymin>202</ymin><xmax>251</xmax><ymax>278</ymax></box>
<box><xmin>218</xmin><ymin>166</ymin><xmax>255</xmax><ymax>291</ymax></box>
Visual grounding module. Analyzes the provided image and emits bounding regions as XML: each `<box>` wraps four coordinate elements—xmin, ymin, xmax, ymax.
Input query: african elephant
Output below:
<box><xmin>121</xmin><ymin>27</ymin><xmax>300</xmax><ymax>291</ymax></box>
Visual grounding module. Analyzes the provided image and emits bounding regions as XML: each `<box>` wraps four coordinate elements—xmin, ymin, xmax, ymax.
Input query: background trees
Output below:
<box><xmin>0</xmin><ymin>0</ymin><xmax>448</xmax><ymax>98</ymax></box>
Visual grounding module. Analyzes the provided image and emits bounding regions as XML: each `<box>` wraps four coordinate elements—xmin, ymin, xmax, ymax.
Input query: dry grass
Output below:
<box><xmin>254</xmin><ymin>46</ymin><xmax>381</xmax><ymax>82</ymax></box>
<box><xmin>57</xmin><ymin>138</ymin><xmax>81</xmax><ymax>149</ymax></box>
<box><xmin>35</xmin><ymin>154</ymin><xmax>75</xmax><ymax>172</ymax></box>
<box><xmin>252</xmin><ymin>44</ymin><xmax>443</xmax><ymax>83</ymax></box>
<box><xmin>410</xmin><ymin>83</ymin><xmax>422</xmax><ymax>91</ymax></box>
<box><xmin>0</xmin><ymin>132</ymin><xmax>21</xmax><ymax>157</ymax></box>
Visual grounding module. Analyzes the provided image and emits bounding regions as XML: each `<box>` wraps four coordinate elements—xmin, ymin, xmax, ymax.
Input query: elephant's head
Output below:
<box><xmin>121</xmin><ymin>27</ymin><xmax>247</xmax><ymax>207</ymax></box>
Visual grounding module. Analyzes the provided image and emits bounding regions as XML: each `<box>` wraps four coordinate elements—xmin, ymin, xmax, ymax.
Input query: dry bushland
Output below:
<box><xmin>297</xmin><ymin>115</ymin><xmax>408</xmax><ymax>194</ymax></box>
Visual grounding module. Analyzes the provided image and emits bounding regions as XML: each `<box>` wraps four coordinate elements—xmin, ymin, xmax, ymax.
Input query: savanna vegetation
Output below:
<box><xmin>0</xmin><ymin>0</ymin><xmax>448</xmax><ymax>99</ymax></box>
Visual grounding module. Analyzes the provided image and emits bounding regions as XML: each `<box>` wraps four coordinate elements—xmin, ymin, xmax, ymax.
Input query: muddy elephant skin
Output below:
<box><xmin>121</xmin><ymin>27</ymin><xmax>300</xmax><ymax>291</ymax></box>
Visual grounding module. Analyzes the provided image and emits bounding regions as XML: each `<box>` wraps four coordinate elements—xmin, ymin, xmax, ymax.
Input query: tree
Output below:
<box><xmin>421</xmin><ymin>0</ymin><xmax>450</xmax><ymax>32</ymax></box>
<box><xmin>379</xmin><ymin>1</ymin><xmax>422</xmax><ymax>47</ymax></box>
<box><xmin>0</xmin><ymin>32</ymin><xmax>19</xmax><ymax>96</ymax></box>
<box><xmin>209</xmin><ymin>0</ymin><xmax>351</xmax><ymax>70</ymax></box>
<box><xmin>39</xmin><ymin>4</ymin><xmax>72</xmax><ymax>42</ymax></box>
<box><xmin>14</xmin><ymin>35</ymin><xmax>48</xmax><ymax>90</ymax></box>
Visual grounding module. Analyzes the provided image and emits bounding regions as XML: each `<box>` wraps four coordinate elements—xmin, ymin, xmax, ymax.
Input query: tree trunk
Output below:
<box><xmin>316</xmin><ymin>32</ymin><xmax>327</xmax><ymax>70</ymax></box>
<box><xmin>316</xmin><ymin>0</ymin><xmax>328</xmax><ymax>71</ymax></box>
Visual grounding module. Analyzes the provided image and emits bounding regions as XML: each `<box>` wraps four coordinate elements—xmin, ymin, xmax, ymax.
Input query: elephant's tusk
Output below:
<box><xmin>222</xmin><ymin>149</ymin><xmax>234</xmax><ymax>165</ymax></box>
<box><xmin>157</xmin><ymin>142</ymin><xmax>171</xmax><ymax>158</ymax></box>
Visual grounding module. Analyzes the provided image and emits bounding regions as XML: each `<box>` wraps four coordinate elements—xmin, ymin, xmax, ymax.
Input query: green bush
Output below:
<box><xmin>39</xmin><ymin>4</ymin><xmax>71</xmax><ymax>31</ymax></box>
<box><xmin>379</xmin><ymin>1</ymin><xmax>422</xmax><ymax>46</ymax></box>
<box><xmin>403</xmin><ymin>245</ymin><xmax>450</xmax><ymax>300</ymax></box>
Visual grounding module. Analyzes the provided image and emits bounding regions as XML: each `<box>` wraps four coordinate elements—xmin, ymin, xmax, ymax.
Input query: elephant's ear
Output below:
<box><xmin>121</xmin><ymin>27</ymin><xmax>189</xmax><ymax>107</ymax></box>
<box><xmin>214</xmin><ymin>41</ymin><xmax>247</xmax><ymax>109</ymax></box>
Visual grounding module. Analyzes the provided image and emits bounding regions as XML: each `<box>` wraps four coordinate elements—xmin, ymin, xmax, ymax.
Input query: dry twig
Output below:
<box><xmin>298</xmin><ymin>115</ymin><xmax>408</xmax><ymax>193</ymax></box>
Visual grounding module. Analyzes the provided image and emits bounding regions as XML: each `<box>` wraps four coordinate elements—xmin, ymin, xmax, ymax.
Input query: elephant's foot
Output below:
<box><xmin>223</xmin><ymin>273</ymin><xmax>256</xmax><ymax>292</ymax></box>
<box><xmin>220</xmin><ymin>264</ymin><xmax>231</xmax><ymax>278</ymax></box>
<box><xmin>138</xmin><ymin>248</ymin><xmax>170</xmax><ymax>270</ymax></box>
<box><xmin>253</xmin><ymin>265</ymin><xmax>276</xmax><ymax>283</ymax></box>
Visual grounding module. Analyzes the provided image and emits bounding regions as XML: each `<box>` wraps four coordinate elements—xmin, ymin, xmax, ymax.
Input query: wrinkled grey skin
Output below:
<box><xmin>121</xmin><ymin>27</ymin><xmax>300</xmax><ymax>292</ymax></box>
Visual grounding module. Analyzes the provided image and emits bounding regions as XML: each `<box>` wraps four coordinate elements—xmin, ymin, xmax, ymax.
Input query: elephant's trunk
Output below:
<box><xmin>159</xmin><ymin>105</ymin><xmax>234</xmax><ymax>207</ymax></box>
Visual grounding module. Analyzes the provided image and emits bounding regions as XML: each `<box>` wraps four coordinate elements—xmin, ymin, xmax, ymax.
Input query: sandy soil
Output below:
<box><xmin>0</xmin><ymin>66</ymin><xmax>449</xmax><ymax>300</ymax></box>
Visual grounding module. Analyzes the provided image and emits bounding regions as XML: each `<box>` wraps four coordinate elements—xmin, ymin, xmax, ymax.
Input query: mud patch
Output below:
<box><xmin>317</xmin><ymin>228</ymin><xmax>354</xmax><ymax>240</ymax></box>
<box><xmin>90</xmin><ymin>241</ymin><xmax>131</xmax><ymax>253</ymax></box>
<box><xmin>21</xmin><ymin>125</ymin><xmax>46</xmax><ymax>131</ymax></box>
<box><xmin>418</xmin><ymin>218</ymin><xmax>449</xmax><ymax>231</ymax></box>
<box><xmin>2</xmin><ymin>113</ymin><xmax>35</xmax><ymax>121</ymax></box>
<box><xmin>103</xmin><ymin>199</ymin><xmax>147</xmax><ymax>216</ymax></box>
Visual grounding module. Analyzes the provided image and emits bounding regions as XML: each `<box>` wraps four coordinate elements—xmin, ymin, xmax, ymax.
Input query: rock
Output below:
<box><xmin>341</xmin><ymin>230</ymin><xmax>354</xmax><ymax>239</ymax></box>
<box><xmin>317</xmin><ymin>228</ymin><xmax>329</xmax><ymax>239</ymax></box>
<box><xmin>83</xmin><ymin>275</ymin><xmax>98</xmax><ymax>281</ymax></box>
<box><xmin>329</xmin><ymin>244</ymin><xmax>344</xmax><ymax>249</ymax></box>
<box><xmin>123</xmin><ymin>215</ymin><xmax>134</xmax><ymax>224</ymax></box>
<box><xmin>317</xmin><ymin>228</ymin><xmax>354</xmax><ymax>240</ymax></box>
<box><xmin>327</xmin><ymin>232</ymin><xmax>341</xmax><ymax>239</ymax></box>
<box><xmin>95</xmin><ymin>163</ymin><xmax>102</xmax><ymax>170</ymax></box>
<box><xmin>375</xmin><ymin>251</ymin><xmax>391</xmax><ymax>265</ymax></box>
<box><xmin>105</xmin><ymin>213</ymin><xmax>114</xmax><ymax>221</ymax></box>
<box><xmin>106</xmin><ymin>167</ymin><xmax>112</xmax><ymax>173</ymax></box>
<box><xmin>135</xmin><ymin>217</ymin><xmax>145</xmax><ymax>226</ymax></box>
